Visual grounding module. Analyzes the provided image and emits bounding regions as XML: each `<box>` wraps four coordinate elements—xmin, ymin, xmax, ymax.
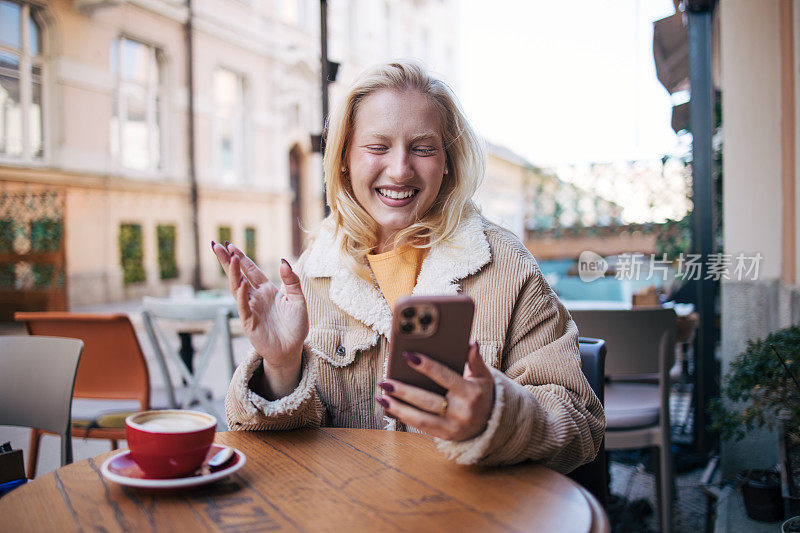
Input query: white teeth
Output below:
<box><xmin>377</xmin><ymin>188</ymin><xmax>416</xmax><ymax>200</ymax></box>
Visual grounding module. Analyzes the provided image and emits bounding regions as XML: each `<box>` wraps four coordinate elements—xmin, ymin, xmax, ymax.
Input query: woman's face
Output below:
<box><xmin>347</xmin><ymin>89</ymin><xmax>447</xmax><ymax>252</ymax></box>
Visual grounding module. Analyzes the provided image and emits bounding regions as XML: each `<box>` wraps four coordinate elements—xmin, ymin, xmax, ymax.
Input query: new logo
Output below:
<box><xmin>578</xmin><ymin>251</ymin><xmax>608</xmax><ymax>282</ymax></box>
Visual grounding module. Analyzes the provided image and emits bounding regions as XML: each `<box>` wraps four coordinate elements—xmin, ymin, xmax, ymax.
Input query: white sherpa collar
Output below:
<box><xmin>303</xmin><ymin>210</ymin><xmax>492</xmax><ymax>338</ymax></box>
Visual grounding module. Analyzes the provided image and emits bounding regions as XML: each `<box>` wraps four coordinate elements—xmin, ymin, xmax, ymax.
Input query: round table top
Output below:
<box><xmin>0</xmin><ymin>428</ymin><xmax>607</xmax><ymax>532</ymax></box>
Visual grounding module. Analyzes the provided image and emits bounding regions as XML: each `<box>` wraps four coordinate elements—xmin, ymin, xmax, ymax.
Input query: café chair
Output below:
<box><xmin>568</xmin><ymin>337</ymin><xmax>607</xmax><ymax>508</ymax></box>
<box><xmin>0</xmin><ymin>336</ymin><xmax>83</xmax><ymax>476</ymax></box>
<box><xmin>570</xmin><ymin>308</ymin><xmax>677</xmax><ymax>533</ymax></box>
<box><xmin>15</xmin><ymin>312</ymin><xmax>152</xmax><ymax>478</ymax></box>
<box><xmin>141</xmin><ymin>296</ymin><xmax>236</xmax><ymax>420</ymax></box>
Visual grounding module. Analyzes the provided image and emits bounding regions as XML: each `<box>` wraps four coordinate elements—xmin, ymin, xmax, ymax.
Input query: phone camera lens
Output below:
<box><xmin>401</xmin><ymin>307</ymin><xmax>415</xmax><ymax>319</ymax></box>
<box><xmin>419</xmin><ymin>313</ymin><xmax>432</xmax><ymax>325</ymax></box>
<box><xmin>400</xmin><ymin>321</ymin><xmax>414</xmax><ymax>333</ymax></box>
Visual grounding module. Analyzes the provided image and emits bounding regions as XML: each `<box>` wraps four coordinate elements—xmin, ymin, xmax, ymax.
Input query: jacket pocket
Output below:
<box><xmin>306</xmin><ymin>325</ymin><xmax>379</xmax><ymax>367</ymax></box>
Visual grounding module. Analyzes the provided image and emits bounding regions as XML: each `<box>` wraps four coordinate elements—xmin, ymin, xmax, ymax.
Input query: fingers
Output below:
<box><xmin>279</xmin><ymin>259</ymin><xmax>305</xmax><ymax>302</ymax></box>
<box><xmin>380</xmin><ymin>344</ymin><xmax>495</xmax><ymax>442</ymax></box>
<box><xmin>226</xmin><ymin>250</ymin><xmax>244</xmax><ymax>294</ymax></box>
<box><xmin>464</xmin><ymin>342</ymin><xmax>491</xmax><ymax>379</ymax></box>
<box><xmin>227</xmin><ymin>243</ymin><xmax>269</xmax><ymax>287</ymax></box>
<box><xmin>402</xmin><ymin>351</ymin><xmax>466</xmax><ymax>395</ymax></box>
<box><xmin>214</xmin><ymin>240</ymin><xmax>250</xmax><ymax>321</ymax></box>
<box><xmin>375</xmin><ymin>394</ymin><xmax>453</xmax><ymax>437</ymax></box>
<box><xmin>211</xmin><ymin>240</ymin><xmax>232</xmax><ymax>276</ymax></box>
<box><xmin>378</xmin><ymin>380</ymin><xmax>447</xmax><ymax>415</ymax></box>
<box><xmin>228</xmin><ymin>254</ymin><xmax>253</xmax><ymax>323</ymax></box>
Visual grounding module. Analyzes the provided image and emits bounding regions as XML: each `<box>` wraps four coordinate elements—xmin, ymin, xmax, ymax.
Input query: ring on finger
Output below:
<box><xmin>438</xmin><ymin>397</ymin><xmax>448</xmax><ymax>416</ymax></box>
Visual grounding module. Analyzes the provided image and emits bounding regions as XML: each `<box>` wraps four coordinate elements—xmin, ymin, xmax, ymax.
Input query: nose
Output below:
<box><xmin>386</xmin><ymin>148</ymin><xmax>413</xmax><ymax>182</ymax></box>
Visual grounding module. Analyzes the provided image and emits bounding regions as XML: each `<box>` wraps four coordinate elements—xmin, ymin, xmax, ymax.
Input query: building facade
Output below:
<box><xmin>718</xmin><ymin>0</ymin><xmax>800</xmax><ymax>477</ymax></box>
<box><xmin>0</xmin><ymin>0</ymin><xmax>459</xmax><ymax>309</ymax></box>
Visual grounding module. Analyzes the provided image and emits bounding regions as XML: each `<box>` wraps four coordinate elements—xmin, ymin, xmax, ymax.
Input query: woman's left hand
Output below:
<box><xmin>376</xmin><ymin>342</ymin><xmax>495</xmax><ymax>442</ymax></box>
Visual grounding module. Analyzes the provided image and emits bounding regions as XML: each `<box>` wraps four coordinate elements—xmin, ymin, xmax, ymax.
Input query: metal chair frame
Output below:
<box><xmin>141</xmin><ymin>297</ymin><xmax>236</xmax><ymax>420</ymax></box>
<box><xmin>0</xmin><ymin>336</ymin><xmax>83</xmax><ymax>475</ymax></box>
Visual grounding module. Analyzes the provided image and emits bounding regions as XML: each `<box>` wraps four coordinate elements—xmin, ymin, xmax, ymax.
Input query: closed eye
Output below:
<box><xmin>413</xmin><ymin>146</ymin><xmax>437</xmax><ymax>156</ymax></box>
<box><xmin>365</xmin><ymin>145</ymin><xmax>388</xmax><ymax>153</ymax></box>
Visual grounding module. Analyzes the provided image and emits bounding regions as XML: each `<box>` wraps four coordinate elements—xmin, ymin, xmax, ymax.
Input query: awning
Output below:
<box><xmin>653</xmin><ymin>10</ymin><xmax>689</xmax><ymax>95</ymax></box>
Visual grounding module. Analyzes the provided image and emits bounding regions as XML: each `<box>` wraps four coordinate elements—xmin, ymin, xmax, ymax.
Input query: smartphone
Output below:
<box><xmin>386</xmin><ymin>294</ymin><xmax>475</xmax><ymax>396</ymax></box>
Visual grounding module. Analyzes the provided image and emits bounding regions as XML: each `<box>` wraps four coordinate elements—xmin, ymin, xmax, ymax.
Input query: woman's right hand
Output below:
<box><xmin>212</xmin><ymin>241</ymin><xmax>309</xmax><ymax>398</ymax></box>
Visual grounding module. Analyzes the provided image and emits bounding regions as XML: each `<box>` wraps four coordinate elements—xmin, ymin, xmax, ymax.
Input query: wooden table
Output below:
<box><xmin>0</xmin><ymin>429</ymin><xmax>608</xmax><ymax>532</ymax></box>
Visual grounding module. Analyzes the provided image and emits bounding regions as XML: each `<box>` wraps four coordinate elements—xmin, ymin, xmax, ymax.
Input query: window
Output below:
<box><xmin>0</xmin><ymin>0</ymin><xmax>44</xmax><ymax>160</ymax></box>
<box><xmin>214</xmin><ymin>69</ymin><xmax>244</xmax><ymax>184</ymax></box>
<box><xmin>279</xmin><ymin>0</ymin><xmax>299</xmax><ymax>26</ymax></box>
<box><xmin>110</xmin><ymin>37</ymin><xmax>163</xmax><ymax>173</ymax></box>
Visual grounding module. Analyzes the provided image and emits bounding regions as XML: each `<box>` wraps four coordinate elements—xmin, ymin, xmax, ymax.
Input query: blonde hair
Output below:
<box><xmin>323</xmin><ymin>60</ymin><xmax>485</xmax><ymax>280</ymax></box>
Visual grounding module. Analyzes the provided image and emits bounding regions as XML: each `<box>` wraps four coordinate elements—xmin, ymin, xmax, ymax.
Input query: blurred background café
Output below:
<box><xmin>0</xmin><ymin>0</ymin><xmax>796</xmax><ymax>531</ymax></box>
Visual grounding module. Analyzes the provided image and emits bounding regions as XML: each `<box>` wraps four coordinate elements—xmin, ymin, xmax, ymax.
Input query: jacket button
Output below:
<box><xmin>336</xmin><ymin>345</ymin><xmax>346</xmax><ymax>356</ymax></box>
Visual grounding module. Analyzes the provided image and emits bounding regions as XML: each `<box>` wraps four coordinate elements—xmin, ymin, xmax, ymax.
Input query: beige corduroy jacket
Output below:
<box><xmin>225</xmin><ymin>211</ymin><xmax>605</xmax><ymax>473</ymax></box>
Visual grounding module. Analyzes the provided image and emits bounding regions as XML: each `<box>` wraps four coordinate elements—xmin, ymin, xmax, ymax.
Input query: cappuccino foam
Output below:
<box><xmin>136</xmin><ymin>413</ymin><xmax>210</xmax><ymax>432</ymax></box>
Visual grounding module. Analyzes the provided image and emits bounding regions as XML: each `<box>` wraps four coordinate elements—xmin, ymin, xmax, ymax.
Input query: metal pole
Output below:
<box><xmin>321</xmin><ymin>0</ymin><xmax>329</xmax><ymax>136</ymax></box>
<box><xmin>320</xmin><ymin>0</ymin><xmax>330</xmax><ymax>215</ymax></box>
<box><xmin>185</xmin><ymin>0</ymin><xmax>201</xmax><ymax>290</ymax></box>
<box><xmin>687</xmin><ymin>6</ymin><xmax>717</xmax><ymax>455</ymax></box>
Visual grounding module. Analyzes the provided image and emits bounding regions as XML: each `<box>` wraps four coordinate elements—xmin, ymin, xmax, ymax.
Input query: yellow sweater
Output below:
<box><xmin>366</xmin><ymin>246</ymin><xmax>426</xmax><ymax>312</ymax></box>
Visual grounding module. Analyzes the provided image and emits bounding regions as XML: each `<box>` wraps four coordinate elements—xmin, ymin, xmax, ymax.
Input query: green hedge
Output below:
<box><xmin>30</xmin><ymin>218</ymin><xmax>61</xmax><ymax>252</ymax></box>
<box><xmin>0</xmin><ymin>263</ymin><xmax>13</xmax><ymax>288</ymax></box>
<box><xmin>218</xmin><ymin>226</ymin><xmax>232</xmax><ymax>275</ymax></box>
<box><xmin>0</xmin><ymin>219</ymin><xmax>13</xmax><ymax>252</ymax></box>
<box><xmin>119</xmin><ymin>223</ymin><xmax>146</xmax><ymax>285</ymax></box>
<box><xmin>157</xmin><ymin>224</ymin><xmax>178</xmax><ymax>280</ymax></box>
<box><xmin>218</xmin><ymin>226</ymin><xmax>232</xmax><ymax>244</ymax></box>
<box><xmin>1</xmin><ymin>219</ymin><xmax>14</xmax><ymax>287</ymax></box>
<box><xmin>245</xmin><ymin>227</ymin><xmax>256</xmax><ymax>262</ymax></box>
<box><xmin>32</xmin><ymin>263</ymin><xmax>57</xmax><ymax>288</ymax></box>
<box><xmin>31</xmin><ymin>218</ymin><xmax>63</xmax><ymax>287</ymax></box>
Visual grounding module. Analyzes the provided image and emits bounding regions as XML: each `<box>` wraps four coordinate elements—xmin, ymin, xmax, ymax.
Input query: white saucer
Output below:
<box><xmin>100</xmin><ymin>444</ymin><xmax>246</xmax><ymax>489</ymax></box>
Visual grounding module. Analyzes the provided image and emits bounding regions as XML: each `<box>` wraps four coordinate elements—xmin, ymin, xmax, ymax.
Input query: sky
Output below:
<box><xmin>459</xmin><ymin>0</ymin><xmax>679</xmax><ymax>168</ymax></box>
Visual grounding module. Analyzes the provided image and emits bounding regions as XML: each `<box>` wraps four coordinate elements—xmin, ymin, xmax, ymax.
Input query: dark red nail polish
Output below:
<box><xmin>474</xmin><ymin>341</ymin><xmax>480</xmax><ymax>351</ymax></box>
<box><xmin>378</xmin><ymin>381</ymin><xmax>394</xmax><ymax>393</ymax></box>
<box><xmin>211</xmin><ymin>240</ymin><xmax>216</xmax><ymax>250</ymax></box>
<box><xmin>403</xmin><ymin>352</ymin><xmax>421</xmax><ymax>365</ymax></box>
<box><xmin>225</xmin><ymin>240</ymin><xmax>230</xmax><ymax>246</ymax></box>
<box><xmin>281</xmin><ymin>258</ymin><xmax>290</xmax><ymax>268</ymax></box>
<box><xmin>375</xmin><ymin>396</ymin><xmax>389</xmax><ymax>408</ymax></box>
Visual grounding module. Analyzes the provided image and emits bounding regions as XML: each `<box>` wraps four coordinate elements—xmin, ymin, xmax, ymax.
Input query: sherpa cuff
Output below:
<box><xmin>434</xmin><ymin>367</ymin><xmax>507</xmax><ymax>464</ymax></box>
<box><xmin>237</xmin><ymin>346</ymin><xmax>318</xmax><ymax>419</ymax></box>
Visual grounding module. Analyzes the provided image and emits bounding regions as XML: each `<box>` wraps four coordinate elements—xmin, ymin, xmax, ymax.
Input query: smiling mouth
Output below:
<box><xmin>376</xmin><ymin>188</ymin><xmax>419</xmax><ymax>200</ymax></box>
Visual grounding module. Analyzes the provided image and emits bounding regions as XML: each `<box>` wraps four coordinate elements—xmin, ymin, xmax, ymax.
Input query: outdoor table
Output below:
<box><xmin>0</xmin><ymin>428</ymin><xmax>608</xmax><ymax>532</ymax></box>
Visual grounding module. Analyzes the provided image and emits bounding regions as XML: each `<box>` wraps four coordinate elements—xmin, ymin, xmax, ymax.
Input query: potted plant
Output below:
<box><xmin>784</xmin><ymin>515</ymin><xmax>800</xmax><ymax>532</ymax></box>
<box><xmin>709</xmin><ymin>324</ymin><xmax>800</xmax><ymax>522</ymax></box>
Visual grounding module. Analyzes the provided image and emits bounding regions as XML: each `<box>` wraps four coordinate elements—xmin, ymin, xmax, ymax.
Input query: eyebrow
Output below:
<box><xmin>366</xmin><ymin>132</ymin><xmax>441</xmax><ymax>144</ymax></box>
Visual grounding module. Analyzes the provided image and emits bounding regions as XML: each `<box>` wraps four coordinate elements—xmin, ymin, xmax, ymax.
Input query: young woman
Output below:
<box><xmin>212</xmin><ymin>61</ymin><xmax>604</xmax><ymax>471</ymax></box>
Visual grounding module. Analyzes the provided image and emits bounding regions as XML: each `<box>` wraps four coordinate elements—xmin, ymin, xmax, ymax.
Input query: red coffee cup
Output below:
<box><xmin>125</xmin><ymin>410</ymin><xmax>216</xmax><ymax>478</ymax></box>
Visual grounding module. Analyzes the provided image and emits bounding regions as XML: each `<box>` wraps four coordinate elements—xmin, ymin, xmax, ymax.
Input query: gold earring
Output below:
<box><xmin>444</xmin><ymin>167</ymin><xmax>449</xmax><ymax>175</ymax></box>
<box><xmin>341</xmin><ymin>166</ymin><xmax>348</xmax><ymax>173</ymax></box>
